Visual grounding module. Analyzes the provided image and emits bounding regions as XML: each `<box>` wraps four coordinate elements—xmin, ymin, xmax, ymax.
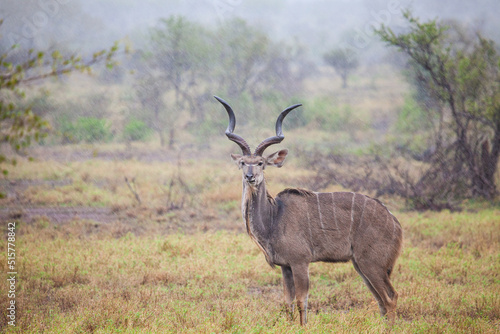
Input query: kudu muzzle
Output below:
<box><xmin>245</xmin><ymin>168</ymin><xmax>254</xmax><ymax>182</ymax></box>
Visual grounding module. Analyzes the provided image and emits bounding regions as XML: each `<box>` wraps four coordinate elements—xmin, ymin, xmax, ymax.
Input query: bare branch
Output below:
<box><xmin>124</xmin><ymin>177</ymin><xmax>141</xmax><ymax>204</ymax></box>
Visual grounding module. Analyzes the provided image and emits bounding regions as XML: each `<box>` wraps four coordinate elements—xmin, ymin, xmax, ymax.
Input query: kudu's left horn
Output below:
<box><xmin>214</xmin><ymin>96</ymin><xmax>251</xmax><ymax>156</ymax></box>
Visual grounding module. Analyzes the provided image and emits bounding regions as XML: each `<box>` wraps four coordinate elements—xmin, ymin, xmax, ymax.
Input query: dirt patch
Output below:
<box><xmin>0</xmin><ymin>206</ymin><xmax>117</xmax><ymax>224</ymax></box>
<box><xmin>0</xmin><ymin>205</ymin><xmax>244</xmax><ymax>237</ymax></box>
<box><xmin>26</xmin><ymin>145</ymin><xmax>205</xmax><ymax>163</ymax></box>
<box><xmin>0</xmin><ymin>179</ymin><xmax>73</xmax><ymax>199</ymax></box>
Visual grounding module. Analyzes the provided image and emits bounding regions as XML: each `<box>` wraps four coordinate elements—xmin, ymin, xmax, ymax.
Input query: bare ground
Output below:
<box><xmin>0</xmin><ymin>205</ymin><xmax>116</xmax><ymax>224</ymax></box>
<box><xmin>0</xmin><ymin>144</ymin><xmax>243</xmax><ymax>234</ymax></box>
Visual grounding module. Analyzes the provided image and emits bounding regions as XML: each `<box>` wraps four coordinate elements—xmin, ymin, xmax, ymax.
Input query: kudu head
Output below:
<box><xmin>214</xmin><ymin>96</ymin><xmax>301</xmax><ymax>187</ymax></box>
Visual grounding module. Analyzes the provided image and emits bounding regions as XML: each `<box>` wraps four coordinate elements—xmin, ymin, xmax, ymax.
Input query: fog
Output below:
<box><xmin>1</xmin><ymin>0</ymin><xmax>499</xmax><ymax>206</ymax></box>
<box><xmin>3</xmin><ymin>0</ymin><xmax>500</xmax><ymax>62</ymax></box>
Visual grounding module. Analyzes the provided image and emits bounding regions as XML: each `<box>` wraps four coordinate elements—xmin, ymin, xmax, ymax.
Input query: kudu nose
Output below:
<box><xmin>245</xmin><ymin>173</ymin><xmax>255</xmax><ymax>182</ymax></box>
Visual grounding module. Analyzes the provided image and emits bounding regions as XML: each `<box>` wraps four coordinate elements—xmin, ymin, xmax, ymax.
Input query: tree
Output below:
<box><xmin>302</xmin><ymin>13</ymin><xmax>499</xmax><ymax>210</ymax></box>
<box><xmin>212</xmin><ymin>18</ymin><xmax>305</xmax><ymax>126</ymax></box>
<box><xmin>375</xmin><ymin>11</ymin><xmax>500</xmax><ymax>200</ymax></box>
<box><xmin>133</xmin><ymin>73</ymin><xmax>170</xmax><ymax>148</ymax></box>
<box><xmin>214</xmin><ymin>19</ymin><xmax>275</xmax><ymax>98</ymax></box>
<box><xmin>149</xmin><ymin>16</ymin><xmax>211</xmax><ymax>109</ymax></box>
<box><xmin>323</xmin><ymin>48</ymin><xmax>359</xmax><ymax>88</ymax></box>
<box><xmin>134</xmin><ymin>16</ymin><xmax>306</xmax><ymax>146</ymax></box>
<box><xmin>135</xmin><ymin>16</ymin><xmax>211</xmax><ymax>148</ymax></box>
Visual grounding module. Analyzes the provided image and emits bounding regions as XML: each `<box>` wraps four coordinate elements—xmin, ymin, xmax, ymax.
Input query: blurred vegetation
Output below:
<box><xmin>1</xmin><ymin>9</ymin><xmax>499</xmax><ymax>208</ymax></box>
<box><xmin>122</xmin><ymin>118</ymin><xmax>151</xmax><ymax>143</ymax></box>
<box><xmin>375</xmin><ymin>10</ymin><xmax>500</xmax><ymax>205</ymax></box>
<box><xmin>323</xmin><ymin>48</ymin><xmax>359</xmax><ymax>89</ymax></box>
<box><xmin>0</xmin><ymin>19</ymin><xmax>121</xmax><ymax>175</ymax></box>
<box><xmin>73</xmin><ymin>117</ymin><xmax>111</xmax><ymax>144</ymax></box>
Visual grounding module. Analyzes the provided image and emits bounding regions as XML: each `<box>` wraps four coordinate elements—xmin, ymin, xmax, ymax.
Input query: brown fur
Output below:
<box><xmin>277</xmin><ymin>188</ymin><xmax>315</xmax><ymax>197</ymax></box>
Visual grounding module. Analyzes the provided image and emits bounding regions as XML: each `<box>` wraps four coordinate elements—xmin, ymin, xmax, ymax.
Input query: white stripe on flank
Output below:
<box><xmin>306</xmin><ymin>210</ymin><xmax>315</xmax><ymax>257</ymax></box>
<box><xmin>331</xmin><ymin>193</ymin><xmax>338</xmax><ymax>230</ymax></box>
<box><xmin>390</xmin><ymin>210</ymin><xmax>396</xmax><ymax>239</ymax></box>
<box><xmin>349</xmin><ymin>193</ymin><xmax>355</xmax><ymax>236</ymax></box>
<box><xmin>359</xmin><ymin>196</ymin><xmax>367</xmax><ymax>229</ymax></box>
<box><xmin>315</xmin><ymin>193</ymin><xmax>324</xmax><ymax>230</ymax></box>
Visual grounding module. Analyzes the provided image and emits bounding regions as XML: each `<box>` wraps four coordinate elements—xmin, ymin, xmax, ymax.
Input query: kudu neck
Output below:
<box><xmin>242</xmin><ymin>178</ymin><xmax>275</xmax><ymax>210</ymax></box>
<box><xmin>242</xmin><ymin>179</ymin><xmax>278</xmax><ymax>234</ymax></box>
<box><xmin>242</xmin><ymin>178</ymin><xmax>277</xmax><ymax>267</ymax></box>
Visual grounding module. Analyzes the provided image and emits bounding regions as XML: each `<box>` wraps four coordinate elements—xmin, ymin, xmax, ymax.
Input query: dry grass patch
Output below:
<box><xmin>1</xmin><ymin>207</ymin><xmax>498</xmax><ymax>333</ymax></box>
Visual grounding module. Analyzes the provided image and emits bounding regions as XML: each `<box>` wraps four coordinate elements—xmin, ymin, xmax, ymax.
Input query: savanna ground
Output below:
<box><xmin>0</xmin><ymin>67</ymin><xmax>499</xmax><ymax>333</ymax></box>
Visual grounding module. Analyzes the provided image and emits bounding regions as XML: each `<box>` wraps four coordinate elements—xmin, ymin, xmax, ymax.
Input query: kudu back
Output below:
<box><xmin>215</xmin><ymin>96</ymin><xmax>403</xmax><ymax>325</ymax></box>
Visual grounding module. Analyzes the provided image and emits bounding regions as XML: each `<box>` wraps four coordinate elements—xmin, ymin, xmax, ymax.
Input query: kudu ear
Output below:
<box><xmin>231</xmin><ymin>154</ymin><xmax>243</xmax><ymax>168</ymax></box>
<box><xmin>266</xmin><ymin>149</ymin><xmax>288</xmax><ymax>168</ymax></box>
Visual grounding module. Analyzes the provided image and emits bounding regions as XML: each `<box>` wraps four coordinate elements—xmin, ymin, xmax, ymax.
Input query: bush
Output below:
<box><xmin>394</xmin><ymin>95</ymin><xmax>429</xmax><ymax>133</ymax></box>
<box><xmin>304</xmin><ymin>97</ymin><xmax>354</xmax><ymax>132</ymax></box>
<box><xmin>391</xmin><ymin>95</ymin><xmax>435</xmax><ymax>158</ymax></box>
<box><xmin>74</xmin><ymin>117</ymin><xmax>111</xmax><ymax>143</ymax></box>
<box><xmin>123</xmin><ymin>119</ymin><xmax>151</xmax><ymax>142</ymax></box>
<box><xmin>58</xmin><ymin>116</ymin><xmax>79</xmax><ymax>144</ymax></box>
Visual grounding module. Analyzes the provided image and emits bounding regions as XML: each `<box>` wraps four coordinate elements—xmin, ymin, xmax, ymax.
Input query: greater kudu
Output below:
<box><xmin>215</xmin><ymin>96</ymin><xmax>403</xmax><ymax>325</ymax></box>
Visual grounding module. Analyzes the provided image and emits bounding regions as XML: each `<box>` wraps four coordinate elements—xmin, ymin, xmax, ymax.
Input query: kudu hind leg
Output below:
<box><xmin>352</xmin><ymin>258</ymin><xmax>398</xmax><ymax>320</ymax></box>
<box><xmin>291</xmin><ymin>263</ymin><xmax>310</xmax><ymax>326</ymax></box>
<box><xmin>351</xmin><ymin>259</ymin><xmax>384</xmax><ymax>307</ymax></box>
<box><xmin>281</xmin><ymin>266</ymin><xmax>296</xmax><ymax>320</ymax></box>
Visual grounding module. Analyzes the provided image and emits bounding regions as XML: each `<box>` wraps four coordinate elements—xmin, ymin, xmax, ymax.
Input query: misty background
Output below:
<box><xmin>1</xmin><ymin>0</ymin><xmax>500</xmax><ymax>209</ymax></box>
<box><xmin>3</xmin><ymin>0</ymin><xmax>500</xmax><ymax>59</ymax></box>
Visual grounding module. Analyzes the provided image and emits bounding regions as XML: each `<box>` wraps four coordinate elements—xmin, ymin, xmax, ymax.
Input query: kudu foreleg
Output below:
<box><xmin>281</xmin><ymin>266</ymin><xmax>295</xmax><ymax>320</ymax></box>
<box><xmin>291</xmin><ymin>263</ymin><xmax>310</xmax><ymax>326</ymax></box>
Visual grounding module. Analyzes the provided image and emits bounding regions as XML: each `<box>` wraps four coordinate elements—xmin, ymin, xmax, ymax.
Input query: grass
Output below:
<box><xmin>0</xmin><ymin>152</ymin><xmax>499</xmax><ymax>333</ymax></box>
<box><xmin>0</xmin><ymin>210</ymin><xmax>499</xmax><ymax>333</ymax></box>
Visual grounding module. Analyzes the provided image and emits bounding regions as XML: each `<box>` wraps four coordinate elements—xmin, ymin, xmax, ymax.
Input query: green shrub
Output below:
<box><xmin>74</xmin><ymin>117</ymin><xmax>111</xmax><ymax>143</ymax></box>
<box><xmin>394</xmin><ymin>95</ymin><xmax>429</xmax><ymax>133</ymax></box>
<box><xmin>123</xmin><ymin>119</ymin><xmax>151</xmax><ymax>142</ymax></box>
<box><xmin>391</xmin><ymin>95</ymin><xmax>434</xmax><ymax>155</ymax></box>
<box><xmin>58</xmin><ymin>116</ymin><xmax>79</xmax><ymax>144</ymax></box>
<box><xmin>304</xmin><ymin>97</ymin><xmax>353</xmax><ymax>131</ymax></box>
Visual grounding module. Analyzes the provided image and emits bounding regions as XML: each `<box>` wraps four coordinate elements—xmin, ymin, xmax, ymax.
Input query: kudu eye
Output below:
<box><xmin>258</xmin><ymin>161</ymin><xmax>264</xmax><ymax>166</ymax></box>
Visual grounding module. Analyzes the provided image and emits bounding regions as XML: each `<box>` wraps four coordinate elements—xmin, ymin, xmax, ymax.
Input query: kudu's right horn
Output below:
<box><xmin>254</xmin><ymin>103</ymin><xmax>302</xmax><ymax>156</ymax></box>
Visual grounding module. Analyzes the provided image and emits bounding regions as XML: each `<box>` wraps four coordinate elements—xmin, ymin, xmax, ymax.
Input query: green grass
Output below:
<box><xmin>0</xmin><ymin>207</ymin><xmax>498</xmax><ymax>333</ymax></box>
